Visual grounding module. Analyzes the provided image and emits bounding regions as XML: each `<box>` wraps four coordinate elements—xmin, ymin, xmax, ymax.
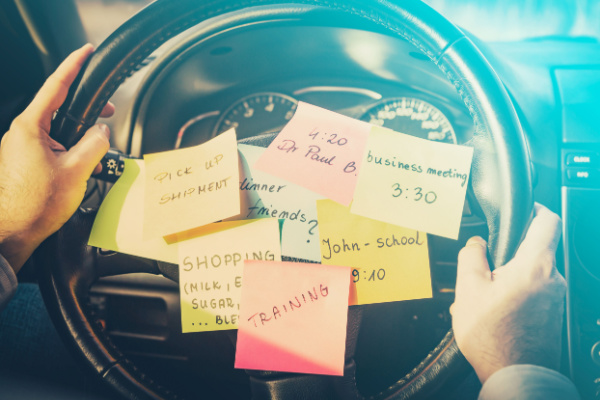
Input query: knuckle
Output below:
<box><xmin>457</xmin><ymin>247</ymin><xmax>471</xmax><ymax>264</ymax></box>
<box><xmin>10</xmin><ymin>115</ymin><xmax>28</xmax><ymax>131</ymax></box>
<box><xmin>48</xmin><ymin>71</ymin><xmax>70</xmax><ymax>89</ymax></box>
<box><xmin>547</xmin><ymin>209</ymin><xmax>562</xmax><ymax>226</ymax></box>
<box><xmin>539</xmin><ymin>250</ymin><xmax>557</xmax><ymax>277</ymax></box>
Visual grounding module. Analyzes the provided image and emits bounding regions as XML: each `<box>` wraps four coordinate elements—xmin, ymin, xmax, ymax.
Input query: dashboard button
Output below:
<box><xmin>566</xmin><ymin>152</ymin><xmax>598</xmax><ymax>167</ymax></box>
<box><xmin>591</xmin><ymin>342</ymin><xmax>600</xmax><ymax>366</ymax></box>
<box><xmin>567</xmin><ymin>168</ymin><xmax>598</xmax><ymax>184</ymax></box>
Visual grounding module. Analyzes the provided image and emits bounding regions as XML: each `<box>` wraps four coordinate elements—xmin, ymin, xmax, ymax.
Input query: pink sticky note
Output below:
<box><xmin>254</xmin><ymin>102</ymin><xmax>371</xmax><ymax>205</ymax></box>
<box><xmin>234</xmin><ymin>261</ymin><xmax>351</xmax><ymax>376</ymax></box>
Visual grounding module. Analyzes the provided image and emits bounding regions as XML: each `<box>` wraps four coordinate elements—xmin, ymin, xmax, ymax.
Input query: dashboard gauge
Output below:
<box><xmin>360</xmin><ymin>97</ymin><xmax>457</xmax><ymax>144</ymax></box>
<box><xmin>213</xmin><ymin>92</ymin><xmax>298</xmax><ymax>139</ymax></box>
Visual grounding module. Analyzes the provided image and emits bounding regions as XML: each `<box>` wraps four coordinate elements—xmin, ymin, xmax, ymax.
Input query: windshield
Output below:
<box><xmin>427</xmin><ymin>0</ymin><xmax>600</xmax><ymax>41</ymax></box>
<box><xmin>76</xmin><ymin>0</ymin><xmax>600</xmax><ymax>44</ymax></box>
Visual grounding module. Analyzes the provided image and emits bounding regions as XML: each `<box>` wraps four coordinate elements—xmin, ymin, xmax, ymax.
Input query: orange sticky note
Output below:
<box><xmin>317</xmin><ymin>200</ymin><xmax>432</xmax><ymax>305</ymax></box>
<box><xmin>351</xmin><ymin>125</ymin><xmax>473</xmax><ymax>239</ymax></box>
<box><xmin>254</xmin><ymin>102</ymin><xmax>371</xmax><ymax>205</ymax></box>
<box><xmin>234</xmin><ymin>261</ymin><xmax>351</xmax><ymax>376</ymax></box>
<box><xmin>143</xmin><ymin>129</ymin><xmax>240</xmax><ymax>240</ymax></box>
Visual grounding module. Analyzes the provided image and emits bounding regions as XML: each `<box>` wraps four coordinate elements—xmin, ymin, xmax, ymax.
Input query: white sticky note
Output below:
<box><xmin>351</xmin><ymin>125</ymin><xmax>473</xmax><ymax>239</ymax></box>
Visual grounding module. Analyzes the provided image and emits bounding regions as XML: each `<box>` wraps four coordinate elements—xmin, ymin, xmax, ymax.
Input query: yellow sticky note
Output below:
<box><xmin>317</xmin><ymin>200</ymin><xmax>432</xmax><ymax>305</ymax></box>
<box><xmin>88</xmin><ymin>159</ymin><xmax>178</xmax><ymax>263</ymax></box>
<box><xmin>351</xmin><ymin>125</ymin><xmax>473</xmax><ymax>239</ymax></box>
<box><xmin>178</xmin><ymin>219</ymin><xmax>282</xmax><ymax>333</ymax></box>
<box><xmin>143</xmin><ymin>128</ymin><xmax>240</xmax><ymax>240</ymax></box>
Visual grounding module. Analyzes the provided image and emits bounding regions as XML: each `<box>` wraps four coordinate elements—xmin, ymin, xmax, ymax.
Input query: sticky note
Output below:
<box><xmin>143</xmin><ymin>128</ymin><xmax>240</xmax><ymax>240</ymax></box>
<box><xmin>229</xmin><ymin>144</ymin><xmax>322</xmax><ymax>261</ymax></box>
<box><xmin>317</xmin><ymin>200</ymin><xmax>432</xmax><ymax>305</ymax></box>
<box><xmin>178</xmin><ymin>219</ymin><xmax>282</xmax><ymax>333</ymax></box>
<box><xmin>89</xmin><ymin>159</ymin><xmax>178</xmax><ymax>263</ymax></box>
<box><xmin>235</xmin><ymin>261</ymin><xmax>350</xmax><ymax>376</ymax></box>
<box><xmin>351</xmin><ymin>125</ymin><xmax>473</xmax><ymax>239</ymax></box>
<box><xmin>254</xmin><ymin>102</ymin><xmax>371</xmax><ymax>205</ymax></box>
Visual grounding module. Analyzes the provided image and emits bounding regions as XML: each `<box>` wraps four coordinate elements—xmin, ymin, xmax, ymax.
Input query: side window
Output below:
<box><xmin>76</xmin><ymin>0</ymin><xmax>153</xmax><ymax>44</ymax></box>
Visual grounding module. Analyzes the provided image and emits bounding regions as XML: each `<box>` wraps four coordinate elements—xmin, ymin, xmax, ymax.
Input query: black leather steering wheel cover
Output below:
<box><xmin>38</xmin><ymin>0</ymin><xmax>533</xmax><ymax>399</ymax></box>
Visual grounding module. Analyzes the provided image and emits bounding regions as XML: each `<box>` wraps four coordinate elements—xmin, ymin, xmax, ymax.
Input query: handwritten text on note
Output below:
<box><xmin>179</xmin><ymin>219</ymin><xmax>282</xmax><ymax>333</ymax></box>
<box><xmin>351</xmin><ymin>125</ymin><xmax>473</xmax><ymax>239</ymax></box>
<box><xmin>143</xmin><ymin>128</ymin><xmax>240</xmax><ymax>240</ymax></box>
<box><xmin>254</xmin><ymin>102</ymin><xmax>371</xmax><ymax>205</ymax></box>
<box><xmin>235</xmin><ymin>260</ymin><xmax>350</xmax><ymax>376</ymax></box>
<box><xmin>89</xmin><ymin>159</ymin><xmax>178</xmax><ymax>263</ymax></box>
<box><xmin>317</xmin><ymin>200</ymin><xmax>432</xmax><ymax>305</ymax></box>
<box><xmin>230</xmin><ymin>144</ymin><xmax>322</xmax><ymax>261</ymax></box>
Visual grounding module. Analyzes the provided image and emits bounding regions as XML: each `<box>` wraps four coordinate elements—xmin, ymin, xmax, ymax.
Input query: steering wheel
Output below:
<box><xmin>37</xmin><ymin>0</ymin><xmax>533</xmax><ymax>399</ymax></box>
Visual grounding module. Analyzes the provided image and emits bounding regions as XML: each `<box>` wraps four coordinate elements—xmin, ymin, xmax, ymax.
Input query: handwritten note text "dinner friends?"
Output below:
<box><xmin>232</xmin><ymin>144</ymin><xmax>323</xmax><ymax>261</ymax></box>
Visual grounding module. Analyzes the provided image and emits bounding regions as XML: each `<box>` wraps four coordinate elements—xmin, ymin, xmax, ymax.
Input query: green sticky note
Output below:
<box><xmin>88</xmin><ymin>158</ymin><xmax>178</xmax><ymax>263</ymax></box>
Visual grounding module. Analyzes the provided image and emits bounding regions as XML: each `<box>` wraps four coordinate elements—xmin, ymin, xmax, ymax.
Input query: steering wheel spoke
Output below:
<box><xmin>95</xmin><ymin>250</ymin><xmax>162</xmax><ymax>279</ymax></box>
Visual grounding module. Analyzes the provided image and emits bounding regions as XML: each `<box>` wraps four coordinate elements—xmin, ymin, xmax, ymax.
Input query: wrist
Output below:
<box><xmin>0</xmin><ymin>231</ymin><xmax>42</xmax><ymax>273</ymax></box>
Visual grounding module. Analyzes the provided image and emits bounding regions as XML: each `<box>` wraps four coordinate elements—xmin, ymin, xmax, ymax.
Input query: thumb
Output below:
<box><xmin>62</xmin><ymin>124</ymin><xmax>110</xmax><ymax>180</ymax></box>
<box><xmin>455</xmin><ymin>236</ymin><xmax>492</xmax><ymax>298</ymax></box>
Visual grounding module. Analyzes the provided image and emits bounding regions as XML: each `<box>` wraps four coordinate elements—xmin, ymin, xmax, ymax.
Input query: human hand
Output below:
<box><xmin>0</xmin><ymin>44</ymin><xmax>114</xmax><ymax>272</ymax></box>
<box><xmin>451</xmin><ymin>203</ymin><xmax>565</xmax><ymax>383</ymax></box>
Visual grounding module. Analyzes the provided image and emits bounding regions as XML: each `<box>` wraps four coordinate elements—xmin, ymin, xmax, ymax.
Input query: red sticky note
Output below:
<box><xmin>254</xmin><ymin>102</ymin><xmax>371</xmax><ymax>205</ymax></box>
<box><xmin>234</xmin><ymin>261</ymin><xmax>351</xmax><ymax>376</ymax></box>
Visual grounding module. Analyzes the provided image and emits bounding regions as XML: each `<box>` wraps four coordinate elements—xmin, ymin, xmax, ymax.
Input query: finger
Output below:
<box><xmin>456</xmin><ymin>236</ymin><xmax>492</xmax><ymax>294</ymax></box>
<box><xmin>24</xmin><ymin>43</ymin><xmax>95</xmax><ymax>132</ymax></box>
<box><xmin>62</xmin><ymin>124</ymin><xmax>110</xmax><ymax>181</ymax></box>
<box><xmin>100</xmin><ymin>102</ymin><xmax>115</xmax><ymax>118</ymax></box>
<box><xmin>93</xmin><ymin>162</ymin><xmax>102</xmax><ymax>175</ymax></box>
<box><xmin>513</xmin><ymin>203</ymin><xmax>562</xmax><ymax>262</ymax></box>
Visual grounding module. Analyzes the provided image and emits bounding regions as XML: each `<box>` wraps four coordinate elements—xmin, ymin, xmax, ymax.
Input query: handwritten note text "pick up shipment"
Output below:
<box><xmin>143</xmin><ymin>129</ymin><xmax>240</xmax><ymax>240</ymax></box>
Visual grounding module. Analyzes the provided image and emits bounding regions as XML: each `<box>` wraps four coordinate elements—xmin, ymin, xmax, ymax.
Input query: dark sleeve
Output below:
<box><xmin>0</xmin><ymin>253</ymin><xmax>17</xmax><ymax>312</ymax></box>
<box><xmin>478</xmin><ymin>365</ymin><xmax>581</xmax><ymax>400</ymax></box>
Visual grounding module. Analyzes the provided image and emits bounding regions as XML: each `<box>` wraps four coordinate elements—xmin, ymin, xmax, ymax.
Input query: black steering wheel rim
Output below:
<box><xmin>37</xmin><ymin>1</ymin><xmax>533</xmax><ymax>399</ymax></box>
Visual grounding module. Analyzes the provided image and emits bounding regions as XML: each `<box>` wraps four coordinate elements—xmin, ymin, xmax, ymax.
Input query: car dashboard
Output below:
<box><xmin>31</xmin><ymin>3</ymin><xmax>600</xmax><ymax>399</ymax></box>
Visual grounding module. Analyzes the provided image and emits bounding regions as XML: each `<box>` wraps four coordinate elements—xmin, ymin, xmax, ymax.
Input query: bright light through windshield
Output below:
<box><xmin>424</xmin><ymin>0</ymin><xmax>600</xmax><ymax>41</ymax></box>
<box><xmin>76</xmin><ymin>0</ymin><xmax>600</xmax><ymax>44</ymax></box>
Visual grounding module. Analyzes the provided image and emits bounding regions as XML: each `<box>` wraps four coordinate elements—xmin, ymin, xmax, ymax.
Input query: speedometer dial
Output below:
<box><xmin>360</xmin><ymin>98</ymin><xmax>457</xmax><ymax>144</ymax></box>
<box><xmin>213</xmin><ymin>92</ymin><xmax>298</xmax><ymax>139</ymax></box>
